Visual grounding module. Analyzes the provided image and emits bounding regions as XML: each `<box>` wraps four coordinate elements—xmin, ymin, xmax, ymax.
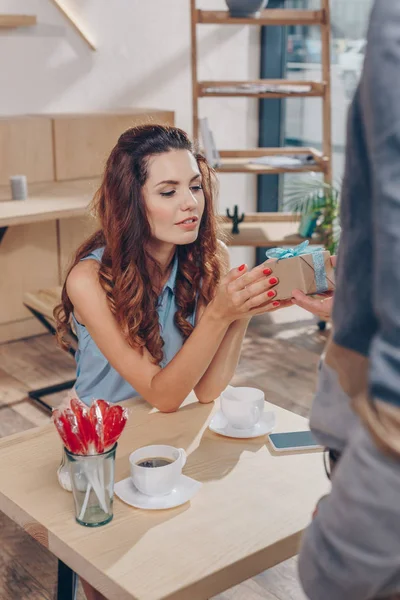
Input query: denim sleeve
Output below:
<box><xmin>299</xmin><ymin>3</ymin><xmax>400</xmax><ymax>597</ymax></box>
<box><xmin>360</xmin><ymin>0</ymin><xmax>400</xmax><ymax>408</ymax></box>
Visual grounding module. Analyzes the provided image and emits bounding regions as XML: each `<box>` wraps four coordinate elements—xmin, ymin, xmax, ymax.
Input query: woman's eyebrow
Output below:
<box><xmin>155</xmin><ymin>174</ymin><xmax>201</xmax><ymax>187</ymax></box>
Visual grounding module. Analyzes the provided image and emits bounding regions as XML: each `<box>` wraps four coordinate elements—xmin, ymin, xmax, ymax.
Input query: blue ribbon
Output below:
<box><xmin>265</xmin><ymin>240</ymin><xmax>328</xmax><ymax>293</ymax></box>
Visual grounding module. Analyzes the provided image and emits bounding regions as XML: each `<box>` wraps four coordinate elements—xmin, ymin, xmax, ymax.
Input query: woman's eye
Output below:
<box><xmin>160</xmin><ymin>190</ymin><xmax>175</xmax><ymax>197</ymax></box>
<box><xmin>190</xmin><ymin>185</ymin><xmax>203</xmax><ymax>192</ymax></box>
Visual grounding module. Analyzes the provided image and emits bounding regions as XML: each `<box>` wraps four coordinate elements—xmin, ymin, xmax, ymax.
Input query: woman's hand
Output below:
<box><xmin>291</xmin><ymin>256</ymin><xmax>336</xmax><ymax>320</ymax></box>
<box><xmin>206</xmin><ymin>262</ymin><xmax>280</xmax><ymax>325</ymax></box>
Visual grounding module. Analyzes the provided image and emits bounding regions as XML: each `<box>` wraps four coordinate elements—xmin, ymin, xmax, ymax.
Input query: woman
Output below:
<box><xmin>54</xmin><ymin>124</ymin><xmax>286</xmax><ymax>600</ymax></box>
<box><xmin>55</xmin><ymin>124</ymin><xmax>283</xmax><ymax>413</ymax></box>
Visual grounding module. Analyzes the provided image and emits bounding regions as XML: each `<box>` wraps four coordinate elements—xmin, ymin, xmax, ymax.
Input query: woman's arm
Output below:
<box><xmin>194</xmin><ymin>317</ymin><xmax>250</xmax><ymax>403</ymax></box>
<box><xmin>67</xmin><ymin>256</ymin><xmax>276</xmax><ymax>413</ymax></box>
<box><xmin>193</xmin><ymin>245</ymin><xmax>249</xmax><ymax>402</ymax></box>
<box><xmin>194</xmin><ymin>245</ymin><xmax>292</xmax><ymax>403</ymax></box>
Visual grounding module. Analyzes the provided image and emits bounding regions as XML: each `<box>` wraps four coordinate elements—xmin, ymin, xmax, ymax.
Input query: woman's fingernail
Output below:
<box><xmin>238</xmin><ymin>264</ymin><xmax>245</xmax><ymax>271</ymax></box>
<box><xmin>269</xmin><ymin>277</ymin><xmax>278</xmax><ymax>285</ymax></box>
<box><xmin>263</xmin><ymin>268</ymin><xmax>272</xmax><ymax>275</ymax></box>
<box><xmin>267</xmin><ymin>290</ymin><xmax>276</xmax><ymax>298</ymax></box>
<box><xmin>272</xmin><ymin>301</ymin><xmax>280</xmax><ymax>307</ymax></box>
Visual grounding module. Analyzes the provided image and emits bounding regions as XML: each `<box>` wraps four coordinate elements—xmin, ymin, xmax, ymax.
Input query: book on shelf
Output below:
<box><xmin>249</xmin><ymin>154</ymin><xmax>316</xmax><ymax>167</ymax></box>
<box><xmin>199</xmin><ymin>117</ymin><xmax>221</xmax><ymax>167</ymax></box>
<box><xmin>202</xmin><ymin>83</ymin><xmax>313</xmax><ymax>95</ymax></box>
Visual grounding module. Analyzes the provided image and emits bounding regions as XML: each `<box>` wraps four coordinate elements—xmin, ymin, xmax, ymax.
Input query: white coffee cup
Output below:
<box><xmin>220</xmin><ymin>386</ymin><xmax>265</xmax><ymax>429</ymax></box>
<box><xmin>129</xmin><ymin>444</ymin><xmax>187</xmax><ymax>496</ymax></box>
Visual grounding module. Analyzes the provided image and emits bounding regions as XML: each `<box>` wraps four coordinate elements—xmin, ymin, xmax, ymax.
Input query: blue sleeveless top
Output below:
<box><xmin>72</xmin><ymin>247</ymin><xmax>196</xmax><ymax>406</ymax></box>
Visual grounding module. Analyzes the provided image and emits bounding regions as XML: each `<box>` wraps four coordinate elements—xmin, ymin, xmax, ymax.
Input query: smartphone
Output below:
<box><xmin>268</xmin><ymin>430</ymin><xmax>322</xmax><ymax>452</ymax></box>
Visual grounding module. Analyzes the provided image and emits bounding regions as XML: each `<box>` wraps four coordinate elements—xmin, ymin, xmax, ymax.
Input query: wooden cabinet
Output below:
<box><xmin>0</xmin><ymin>116</ymin><xmax>54</xmax><ymax>185</ymax></box>
<box><xmin>0</xmin><ymin>110</ymin><xmax>175</xmax><ymax>343</ymax></box>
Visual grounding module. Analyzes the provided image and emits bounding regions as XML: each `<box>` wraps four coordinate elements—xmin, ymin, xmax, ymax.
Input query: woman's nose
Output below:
<box><xmin>182</xmin><ymin>189</ymin><xmax>198</xmax><ymax>209</ymax></box>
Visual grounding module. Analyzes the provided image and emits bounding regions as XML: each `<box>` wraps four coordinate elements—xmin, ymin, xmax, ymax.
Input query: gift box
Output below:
<box><xmin>266</xmin><ymin>241</ymin><xmax>335</xmax><ymax>301</ymax></box>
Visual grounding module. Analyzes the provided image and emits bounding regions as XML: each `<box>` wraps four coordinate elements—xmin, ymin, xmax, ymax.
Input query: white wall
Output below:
<box><xmin>0</xmin><ymin>0</ymin><xmax>261</xmax><ymax>266</ymax></box>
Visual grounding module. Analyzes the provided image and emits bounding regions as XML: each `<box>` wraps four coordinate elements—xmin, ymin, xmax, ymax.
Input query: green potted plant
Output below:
<box><xmin>284</xmin><ymin>175</ymin><xmax>341</xmax><ymax>255</ymax></box>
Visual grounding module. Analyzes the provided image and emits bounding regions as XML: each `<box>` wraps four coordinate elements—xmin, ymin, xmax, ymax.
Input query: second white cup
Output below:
<box><xmin>220</xmin><ymin>386</ymin><xmax>265</xmax><ymax>429</ymax></box>
<box><xmin>129</xmin><ymin>444</ymin><xmax>186</xmax><ymax>496</ymax></box>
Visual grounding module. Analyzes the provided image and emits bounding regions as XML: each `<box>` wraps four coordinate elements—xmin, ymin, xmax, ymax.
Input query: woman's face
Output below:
<box><xmin>143</xmin><ymin>150</ymin><xmax>205</xmax><ymax>246</ymax></box>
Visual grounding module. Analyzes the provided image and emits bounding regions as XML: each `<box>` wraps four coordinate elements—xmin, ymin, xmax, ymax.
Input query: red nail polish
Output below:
<box><xmin>267</xmin><ymin>290</ymin><xmax>275</xmax><ymax>298</ymax></box>
<box><xmin>263</xmin><ymin>268</ymin><xmax>272</xmax><ymax>275</ymax></box>
<box><xmin>272</xmin><ymin>301</ymin><xmax>280</xmax><ymax>307</ymax></box>
<box><xmin>269</xmin><ymin>277</ymin><xmax>278</xmax><ymax>285</ymax></box>
<box><xmin>238</xmin><ymin>264</ymin><xmax>245</xmax><ymax>271</ymax></box>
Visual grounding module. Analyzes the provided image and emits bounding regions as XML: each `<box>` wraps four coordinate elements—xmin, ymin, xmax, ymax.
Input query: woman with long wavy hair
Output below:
<box><xmin>55</xmin><ymin>124</ymin><xmax>284</xmax><ymax>600</ymax></box>
<box><xmin>54</xmin><ymin>124</ymin><xmax>282</xmax><ymax>413</ymax></box>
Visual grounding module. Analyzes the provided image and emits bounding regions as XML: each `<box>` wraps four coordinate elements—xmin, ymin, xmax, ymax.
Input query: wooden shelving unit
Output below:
<box><xmin>0</xmin><ymin>15</ymin><xmax>37</xmax><ymax>28</ymax></box>
<box><xmin>190</xmin><ymin>1</ymin><xmax>332</xmax><ymax>185</ymax></box>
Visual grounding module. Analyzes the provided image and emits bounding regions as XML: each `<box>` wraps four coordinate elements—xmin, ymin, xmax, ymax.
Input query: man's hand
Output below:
<box><xmin>291</xmin><ymin>256</ymin><xmax>336</xmax><ymax>320</ymax></box>
<box><xmin>291</xmin><ymin>291</ymin><xmax>334</xmax><ymax>320</ymax></box>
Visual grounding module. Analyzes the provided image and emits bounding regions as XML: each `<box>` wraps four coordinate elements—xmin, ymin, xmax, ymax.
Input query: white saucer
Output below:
<box><xmin>114</xmin><ymin>475</ymin><xmax>202</xmax><ymax>510</ymax></box>
<box><xmin>209</xmin><ymin>410</ymin><xmax>276</xmax><ymax>439</ymax></box>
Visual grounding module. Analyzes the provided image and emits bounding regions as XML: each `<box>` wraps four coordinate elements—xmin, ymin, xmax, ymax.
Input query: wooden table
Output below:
<box><xmin>0</xmin><ymin>394</ymin><xmax>328</xmax><ymax>600</ymax></box>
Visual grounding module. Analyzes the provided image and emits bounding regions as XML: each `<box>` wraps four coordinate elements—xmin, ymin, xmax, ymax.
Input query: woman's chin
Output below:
<box><xmin>174</xmin><ymin>231</ymin><xmax>199</xmax><ymax>245</ymax></box>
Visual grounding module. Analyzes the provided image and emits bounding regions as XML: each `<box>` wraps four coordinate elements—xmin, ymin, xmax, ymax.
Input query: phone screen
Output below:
<box><xmin>269</xmin><ymin>430</ymin><xmax>320</xmax><ymax>450</ymax></box>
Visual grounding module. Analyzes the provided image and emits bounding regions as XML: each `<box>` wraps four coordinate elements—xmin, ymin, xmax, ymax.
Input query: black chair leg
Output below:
<box><xmin>23</xmin><ymin>305</ymin><xmax>77</xmax><ymax>412</ymax></box>
<box><xmin>57</xmin><ymin>559</ymin><xmax>78</xmax><ymax>600</ymax></box>
<box><xmin>28</xmin><ymin>379</ymin><xmax>76</xmax><ymax>413</ymax></box>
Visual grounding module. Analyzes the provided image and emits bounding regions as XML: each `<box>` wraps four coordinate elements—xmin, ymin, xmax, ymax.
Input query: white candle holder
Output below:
<box><xmin>10</xmin><ymin>175</ymin><xmax>28</xmax><ymax>200</ymax></box>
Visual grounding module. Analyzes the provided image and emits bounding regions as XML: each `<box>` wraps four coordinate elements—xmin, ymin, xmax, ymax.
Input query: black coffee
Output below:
<box><xmin>136</xmin><ymin>457</ymin><xmax>174</xmax><ymax>468</ymax></box>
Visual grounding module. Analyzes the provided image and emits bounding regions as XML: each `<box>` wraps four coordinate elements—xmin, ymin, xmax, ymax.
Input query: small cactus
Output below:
<box><xmin>226</xmin><ymin>205</ymin><xmax>245</xmax><ymax>234</ymax></box>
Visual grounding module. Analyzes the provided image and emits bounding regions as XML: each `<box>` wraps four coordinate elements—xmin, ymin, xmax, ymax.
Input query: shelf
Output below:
<box><xmin>219</xmin><ymin>213</ymin><xmax>306</xmax><ymax>247</ymax></box>
<box><xmin>0</xmin><ymin>179</ymin><xmax>97</xmax><ymax>228</ymax></box>
<box><xmin>0</xmin><ymin>14</ymin><xmax>37</xmax><ymax>28</ymax></box>
<box><xmin>220</xmin><ymin>212</ymin><xmax>301</xmax><ymax>224</ymax></box>
<box><xmin>215</xmin><ymin>148</ymin><xmax>327</xmax><ymax>175</ymax></box>
<box><xmin>196</xmin><ymin>9</ymin><xmax>324</xmax><ymax>26</ymax></box>
<box><xmin>216</xmin><ymin>160</ymin><xmax>324</xmax><ymax>175</ymax></box>
<box><xmin>198</xmin><ymin>80</ymin><xmax>325</xmax><ymax>98</ymax></box>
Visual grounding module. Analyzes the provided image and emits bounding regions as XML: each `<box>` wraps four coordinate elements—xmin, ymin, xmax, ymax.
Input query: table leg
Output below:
<box><xmin>23</xmin><ymin>306</ymin><xmax>77</xmax><ymax>412</ymax></box>
<box><xmin>57</xmin><ymin>559</ymin><xmax>78</xmax><ymax>600</ymax></box>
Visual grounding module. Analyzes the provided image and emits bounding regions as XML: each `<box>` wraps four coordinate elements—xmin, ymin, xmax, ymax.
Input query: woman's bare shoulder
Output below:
<box><xmin>66</xmin><ymin>259</ymin><xmax>101</xmax><ymax>300</ymax></box>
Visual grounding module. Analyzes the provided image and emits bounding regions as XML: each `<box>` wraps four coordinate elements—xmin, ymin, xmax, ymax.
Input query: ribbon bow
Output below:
<box><xmin>265</xmin><ymin>240</ymin><xmax>322</xmax><ymax>260</ymax></box>
<box><xmin>265</xmin><ymin>240</ymin><xmax>328</xmax><ymax>294</ymax></box>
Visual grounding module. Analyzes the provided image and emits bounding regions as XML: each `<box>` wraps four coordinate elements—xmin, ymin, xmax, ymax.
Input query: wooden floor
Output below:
<box><xmin>0</xmin><ymin>305</ymin><xmax>328</xmax><ymax>600</ymax></box>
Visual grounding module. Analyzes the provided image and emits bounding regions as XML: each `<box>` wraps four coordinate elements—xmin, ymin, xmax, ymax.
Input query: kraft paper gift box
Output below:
<box><xmin>265</xmin><ymin>242</ymin><xmax>335</xmax><ymax>301</ymax></box>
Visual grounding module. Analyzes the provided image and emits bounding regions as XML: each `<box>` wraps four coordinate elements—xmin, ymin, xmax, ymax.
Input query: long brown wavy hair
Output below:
<box><xmin>54</xmin><ymin>124</ymin><xmax>224</xmax><ymax>364</ymax></box>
